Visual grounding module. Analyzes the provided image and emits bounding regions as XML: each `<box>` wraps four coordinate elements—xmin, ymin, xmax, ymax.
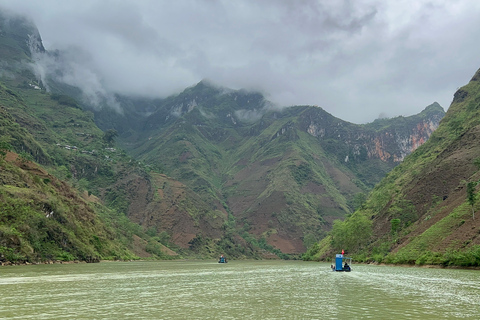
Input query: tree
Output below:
<box><xmin>331</xmin><ymin>214</ymin><xmax>372</xmax><ymax>252</ymax></box>
<box><xmin>18</xmin><ymin>151</ymin><xmax>33</xmax><ymax>164</ymax></box>
<box><xmin>391</xmin><ymin>218</ymin><xmax>401</xmax><ymax>234</ymax></box>
<box><xmin>467</xmin><ymin>181</ymin><xmax>476</xmax><ymax>220</ymax></box>
<box><xmin>303</xmin><ymin>233</ymin><xmax>318</xmax><ymax>249</ymax></box>
<box><xmin>102</xmin><ymin>129</ymin><xmax>118</xmax><ymax>147</ymax></box>
<box><xmin>0</xmin><ymin>141</ymin><xmax>12</xmax><ymax>160</ymax></box>
<box><xmin>352</xmin><ymin>192</ymin><xmax>367</xmax><ymax>211</ymax></box>
<box><xmin>474</xmin><ymin>158</ymin><xmax>480</xmax><ymax>170</ymax></box>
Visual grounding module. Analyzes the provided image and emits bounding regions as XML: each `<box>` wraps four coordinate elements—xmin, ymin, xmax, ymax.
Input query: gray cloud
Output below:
<box><xmin>27</xmin><ymin>41</ymin><xmax>121</xmax><ymax>112</ymax></box>
<box><xmin>1</xmin><ymin>0</ymin><xmax>480</xmax><ymax>123</ymax></box>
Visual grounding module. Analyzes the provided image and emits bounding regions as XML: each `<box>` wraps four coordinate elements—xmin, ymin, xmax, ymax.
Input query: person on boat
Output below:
<box><xmin>343</xmin><ymin>262</ymin><xmax>350</xmax><ymax>271</ymax></box>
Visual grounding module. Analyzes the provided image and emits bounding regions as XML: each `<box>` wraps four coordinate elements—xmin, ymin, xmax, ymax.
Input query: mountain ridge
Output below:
<box><xmin>306</xmin><ymin>68</ymin><xmax>480</xmax><ymax>266</ymax></box>
<box><xmin>0</xmin><ymin>10</ymin><xmax>448</xmax><ymax>260</ymax></box>
<box><xmin>111</xmin><ymin>81</ymin><xmax>444</xmax><ymax>254</ymax></box>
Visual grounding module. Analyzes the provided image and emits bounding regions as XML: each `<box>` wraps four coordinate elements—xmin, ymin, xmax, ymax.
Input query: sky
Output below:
<box><xmin>1</xmin><ymin>0</ymin><xmax>480</xmax><ymax>123</ymax></box>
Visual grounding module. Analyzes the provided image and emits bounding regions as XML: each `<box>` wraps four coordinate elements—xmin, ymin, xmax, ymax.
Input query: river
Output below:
<box><xmin>0</xmin><ymin>260</ymin><xmax>479</xmax><ymax>319</ymax></box>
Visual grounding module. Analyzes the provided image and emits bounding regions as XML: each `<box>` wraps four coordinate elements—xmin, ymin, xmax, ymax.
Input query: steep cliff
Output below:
<box><xmin>303</xmin><ymin>103</ymin><xmax>443</xmax><ymax>163</ymax></box>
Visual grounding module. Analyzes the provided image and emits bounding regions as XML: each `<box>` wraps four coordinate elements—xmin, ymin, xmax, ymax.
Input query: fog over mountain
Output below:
<box><xmin>1</xmin><ymin>0</ymin><xmax>480</xmax><ymax>123</ymax></box>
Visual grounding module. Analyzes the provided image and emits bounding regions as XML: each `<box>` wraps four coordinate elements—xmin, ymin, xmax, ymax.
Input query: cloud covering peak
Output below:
<box><xmin>1</xmin><ymin>0</ymin><xmax>480</xmax><ymax>123</ymax></box>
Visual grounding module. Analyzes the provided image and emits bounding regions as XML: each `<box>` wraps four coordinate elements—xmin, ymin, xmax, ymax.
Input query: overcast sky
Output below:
<box><xmin>1</xmin><ymin>0</ymin><xmax>480</xmax><ymax>123</ymax></box>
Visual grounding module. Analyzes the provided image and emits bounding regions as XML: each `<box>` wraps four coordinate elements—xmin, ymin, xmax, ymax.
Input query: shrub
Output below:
<box><xmin>391</xmin><ymin>218</ymin><xmax>401</xmax><ymax>234</ymax></box>
<box><xmin>330</xmin><ymin>214</ymin><xmax>372</xmax><ymax>252</ymax></box>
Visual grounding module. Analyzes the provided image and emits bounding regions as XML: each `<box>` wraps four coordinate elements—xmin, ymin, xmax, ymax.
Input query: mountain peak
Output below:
<box><xmin>419</xmin><ymin>102</ymin><xmax>445</xmax><ymax>117</ymax></box>
<box><xmin>196</xmin><ymin>78</ymin><xmax>219</xmax><ymax>88</ymax></box>
<box><xmin>182</xmin><ymin>79</ymin><xmax>227</xmax><ymax>97</ymax></box>
<box><xmin>0</xmin><ymin>10</ymin><xmax>44</xmax><ymax>61</ymax></box>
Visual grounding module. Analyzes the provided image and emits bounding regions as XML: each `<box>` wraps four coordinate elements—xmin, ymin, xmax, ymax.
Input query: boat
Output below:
<box><xmin>331</xmin><ymin>253</ymin><xmax>352</xmax><ymax>272</ymax></box>
<box><xmin>218</xmin><ymin>255</ymin><xmax>227</xmax><ymax>263</ymax></box>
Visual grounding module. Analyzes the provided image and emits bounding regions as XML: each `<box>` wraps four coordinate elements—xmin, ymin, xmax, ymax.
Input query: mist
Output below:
<box><xmin>1</xmin><ymin>0</ymin><xmax>480</xmax><ymax>123</ymax></box>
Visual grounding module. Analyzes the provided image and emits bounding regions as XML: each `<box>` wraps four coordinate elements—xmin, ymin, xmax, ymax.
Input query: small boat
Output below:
<box><xmin>218</xmin><ymin>255</ymin><xmax>227</xmax><ymax>263</ymax></box>
<box><xmin>331</xmin><ymin>253</ymin><xmax>352</xmax><ymax>272</ymax></box>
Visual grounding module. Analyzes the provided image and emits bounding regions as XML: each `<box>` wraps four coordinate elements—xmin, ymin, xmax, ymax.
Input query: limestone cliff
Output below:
<box><xmin>301</xmin><ymin>102</ymin><xmax>444</xmax><ymax>165</ymax></box>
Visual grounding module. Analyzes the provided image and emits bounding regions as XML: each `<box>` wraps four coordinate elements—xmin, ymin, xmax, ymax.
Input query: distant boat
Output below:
<box><xmin>331</xmin><ymin>253</ymin><xmax>352</xmax><ymax>272</ymax></box>
<box><xmin>218</xmin><ymin>255</ymin><xmax>227</xmax><ymax>263</ymax></box>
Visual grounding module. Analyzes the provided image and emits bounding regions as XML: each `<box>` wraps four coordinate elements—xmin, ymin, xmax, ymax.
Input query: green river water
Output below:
<box><xmin>0</xmin><ymin>260</ymin><xmax>479</xmax><ymax>319</ymax></box>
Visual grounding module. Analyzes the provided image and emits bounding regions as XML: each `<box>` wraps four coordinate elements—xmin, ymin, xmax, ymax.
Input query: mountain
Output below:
<box><xmin>0</xmin><ymin>148</ymin><xmax>127</xmax><ymax>263</ymax></box>
<box><xmin>306</xmin><ymin>68</ymin><xmax>480</xmax><ymax>266</ymax></box>
<box><xmin>0</xmin><ymin>10</ymin><xmax>44</xmax><ymax>64</ymax></box>
<box><xmin>0</xmin><ymin>76</ymin><xmax>184</xmax><ymax>264</ymax></box>
<box><xmin>0</xmin><ymin>13</ymin><xmax>179</xmax><ymax>263</ymax></box>
<box><xmin>99</xmin><ymin>81</ymin><xmax>443</xmax><ymax>255</ymax></box>
<box><xmin>0</xmin><ymin>10</ymin><xmax>445</xmax><ymax>260</ymax></box>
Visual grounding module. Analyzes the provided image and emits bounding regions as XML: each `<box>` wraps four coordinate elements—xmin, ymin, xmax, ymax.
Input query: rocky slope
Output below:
<box><xmin>307</xmin><ymin>68</ymin><xmax>480</xmax><ymax>266</ymax></box>
<box><xmin>109</xmin><ymin>82</ymin><xmax>444</xmax><ymax>255</ymax></box>
<box><xmin>0</xmin><ymin>10</ymin><xmax>445</xmax><ymax>258</ymax></box>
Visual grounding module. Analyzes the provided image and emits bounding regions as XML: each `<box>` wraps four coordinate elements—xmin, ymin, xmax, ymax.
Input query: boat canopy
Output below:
<box><xmin>333</xmin><ymin>254</ymin><xmax>352</xmax><ymax>271</ymax></box>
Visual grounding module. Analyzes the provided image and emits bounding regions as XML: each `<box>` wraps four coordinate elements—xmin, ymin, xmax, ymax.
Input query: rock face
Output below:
<box><xmin>300</xmin><ymin>102</ymin><xmax>444</xmax><ymax>164</ymax></box>
<box><xmin>370</xmin><ymin>115</ymin><xmax>442</xmax><ymax>162</ymax></box>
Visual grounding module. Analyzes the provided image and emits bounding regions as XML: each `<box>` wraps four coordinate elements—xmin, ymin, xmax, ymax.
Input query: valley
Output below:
<box><xmin>2</xmin><ymin>9</ymin><xmax>479</xmax><ymax>267</ymax></box>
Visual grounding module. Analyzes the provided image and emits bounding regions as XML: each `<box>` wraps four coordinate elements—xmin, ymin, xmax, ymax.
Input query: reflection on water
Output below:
<box><xmin>0</xmin><ymin>261</ymin><xmax>479</xmax><ymax>319</ymax></box>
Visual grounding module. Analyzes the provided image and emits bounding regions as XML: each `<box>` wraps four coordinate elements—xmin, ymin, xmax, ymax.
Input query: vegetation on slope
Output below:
<box><xmin>305</xmin><ymin>69</ymin><xmax>480</xmax><ymax>267</ymax></box>
<box><xmin>0</xmin><ymin>9</ymin><xmax>447</xmax><ymax>260</ymax></box>
<box><xmin>0</xmin><ymin>149</ymin><xmax>147</xmax><ymax>263</ymax></box>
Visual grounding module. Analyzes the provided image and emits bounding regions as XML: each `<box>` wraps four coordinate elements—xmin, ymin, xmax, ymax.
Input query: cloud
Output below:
<box><xmin>1</xmin><ymin>0</ymin><xmax>480</xmax><ymax>123</ymax></box>
<box><xmin>27</xmin><ymin>41</ymin><xmax>121</xmax><ymax>112</ymax></box>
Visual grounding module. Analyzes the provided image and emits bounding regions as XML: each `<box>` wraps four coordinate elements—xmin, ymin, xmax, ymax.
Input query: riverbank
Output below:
<box><xmin>318</xmin><ymin>258</ymin><xmax>480</xmax><ymax>271</ymax></box>
<box><xmin>369</xmin><ymin>261</ymin><xmax>480</xmax><ymax>270</ymax></box>
<box><xmin>0</xmin><ymin>260</ymin><xmax>89</xmax><ymax>266</ymax></box>
<box><xmin>4</xmin><ymin>258</ymin><xmax>480</xmax><ymax>270</ymax></box>
<box><xmin>0</xmin><ymin>257</ymin><xmax>177</xmax><ymax>267</ymax></box>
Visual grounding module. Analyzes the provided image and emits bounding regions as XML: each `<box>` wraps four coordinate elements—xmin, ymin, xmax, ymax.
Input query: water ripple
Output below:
<box><xmin>0</xmin><ymin>261</ymin><xmax>479</xmax><ymax>319</ymax></box>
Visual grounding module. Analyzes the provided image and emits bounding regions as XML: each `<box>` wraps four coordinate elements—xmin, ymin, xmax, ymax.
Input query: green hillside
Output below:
<box><xmin>1</xmin><ymin>10</ymin><xmax>448</xmax><ymax>262</ymax></box>
<box><xmin>110</xmin><ymin>80</ymin><xmax>443</xmax><ymax>256</ymax></box>
<box><xmin>306</xmin><ymin>69</ymin><xmax>480</xmax><ymax>267</ymax></box>
<box><xmin>0</xmin><ymin>149</ymin><xmax>131</xmax><ymax>263</ymax></box>
<box><xmin>0</xmin><ymin>79</ymin><xmax>182</xmax><ymax>264</ymax></box>
<box><xmin>0</xmin><ymin>13</ymin><xmax>180</xmax><ymax>263</ymax></box>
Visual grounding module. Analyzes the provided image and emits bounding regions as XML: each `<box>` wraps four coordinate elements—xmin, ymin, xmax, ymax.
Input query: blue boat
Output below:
<box><xmin>218</xmin><ymin>255</ymin><xmax>227</xmax><ymax>263</ymax></box>
<box><xmin>331</xmin><ymin>253</ymin><xmax>352</xmax><ymax>272</ymax></box>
